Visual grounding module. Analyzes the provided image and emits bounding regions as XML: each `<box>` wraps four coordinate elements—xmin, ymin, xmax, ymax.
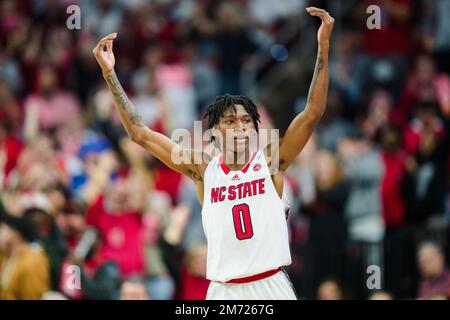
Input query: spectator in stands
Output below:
<box><xmin>86</xmin><ymin>170</ymin><xmax>146</xmax><ymax>278</ymax></box>
<box><xmin>120</xmin><ymin>137</ymin><xmax>177</xmax><ymax>299</ymax></box>
<box><xmin>417</xmin><ymin>241</ymin><xmax>450</xmax><ymax>299</ymax></box>
<box><xmin>131</xmin><ymin>71</ymin><xmax>171</xmax><ymax>133</ymax></box>
<box><xmin>316</xmin><ymin>278</ymin><xmax>349</xmax><ymax>300</ymax></box>
<box><xmin>300</xmin><ymin>150</ymin><xmax>349</xmax><ymax>298</ymax></box>
<box><xmin>192</xmin><ymin>1</ymin><xmax>258</xmax><ymax>95</ymax></box>
<box><xmin>368</xmin><ymin>290</ymin><xmax>394</xmax><ymax>300</ymax></box>
<box><xmin>360</xmin><ymin>0</ymin><xmax>413</xmax><ymax>57</ymax></box>
<box><xmin>0</xmin><ymin>212</ymin><xmax>50</xmax><ymax>299</ymax></box>
<box><xmin>55</xmin><ymin>199</ymin><xmax>86</xmax><ymax>250</ymax></box>
<box><xmin>403</xmin><ymin>100</ymin><xmax>444</xmax><ymax>156</ymax></box>
<box><xmin>73</xmin><ymin>134</ymin><xmax>119</xmax><ymax>205</ymax></box>
<box><xmin>82</xmin><ymin>0</ymin><xmax>124</xmax><ymax>37</ymax></box>
<box><xmin>0</xmin><ymin>80</ymin><xmax>23</xmax><ymax>135</ymax></box>
<box><xmin>380</xmin><ymin>124</ymin><xmax>406</xmax><ymax>229</ymax></box>
<box><xmin>179</xmin><ymin>243</ymin><xmax>210</xmax><ymax>300</ymax></box>
<box><xmin>120</xmin><ymin>276</ymin><xmax>151</xmax><ymax>300</ymax></box>
<box><xmin>338</xmin><ymin>130</ymin><xmax>385</xmax><ymax>244</ymax></box>
<box><xmin>379</xmin><ymin>124</ymin><xmax>414</xmax><ymax>298</ymax></box>
<box><xmin>0</xmin><ymin>120</ymin><xmax>23</xmax><ymax>184</ymax></box>
<box><xmin>397</xmin><ymin>55</ymin><xmax>440</xmax><ymax>127</ymax></box>
<box><xmin>21</xmin><ymin>192</ymin><xmax>68</xmax><ymax>291</ymax></box>
<box><xmin>60</xmin><ymin>227</ymin><xmax>121</xmax><ymax>300</ymax></box>
<box><xmin>402</xmin><ymin>101</ymin><xmax>449</xmax><ymax>227</ymax></box>
<box><xmin>23</xmin><ymin>65</ymin><xmax>80</xmax><ymax>131</ymax></box>
<box><xmin>329</xmin><ymin>29</ymin><xmax>368</xmax><ymax>108</ymax></box>
<box><xmin>420</xmin><ymin>0</ymin><xmax>450</xmax><ymax>74</ymax></box>
<box><xmin>177</xmin><ymin>177</ymin><xmax>207</xmax><ymax>251</ymax></box>
<box><xmin>337</xmin><ymin>128</ymin><xmax>384</xmax><ymax>298</ymax></box>
<box><xmin>316</xmin><ymin>90</ymin><xmax>354</xmax><ymax>152</ymax></box>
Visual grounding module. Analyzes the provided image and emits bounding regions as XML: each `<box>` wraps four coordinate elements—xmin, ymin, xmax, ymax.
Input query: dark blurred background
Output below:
<box><xmin>0</xmin><ymin>0</ymin><xmax>450</xmax><ymax>300</ymax></box>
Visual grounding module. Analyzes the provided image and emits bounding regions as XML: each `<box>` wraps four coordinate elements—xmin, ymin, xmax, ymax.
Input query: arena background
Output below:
<box><xmin>0</xmin><ymin>0</ymin><xmax>450</xmax><ymax>300</ymax></box>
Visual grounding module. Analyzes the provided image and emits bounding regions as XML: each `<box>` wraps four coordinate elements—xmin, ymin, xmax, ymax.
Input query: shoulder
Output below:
<box><xmin>21</xmin><ymin>244</ymin><xmax>49</xmax><ymax>269</ymax></box>
<box><xmin>191</xmin><ymin>148</ymin><xmax>221</xmax><ymax>179</ymax></box>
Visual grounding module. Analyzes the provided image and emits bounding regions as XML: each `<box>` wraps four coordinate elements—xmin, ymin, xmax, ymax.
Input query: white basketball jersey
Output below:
<box><xmin>201</xmin><ymin>150</ymin><xmax>292</xmax><ymax>282</ymax></box>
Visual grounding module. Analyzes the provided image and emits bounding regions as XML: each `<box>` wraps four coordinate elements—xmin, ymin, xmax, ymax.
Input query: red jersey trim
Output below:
<box><xmin>226</xmin><ymin>268</ymin><xmax>281</xmax><ymax>284</ymax></box>
<box><xmin>219</xmin><ymin>152</ymin><xmax>257</xmax><ymax>175</ymax></box>
<box><xmin>241</xmin><ymin>152</ymin><xmax>257</xmax><ymax>173</ymax></box>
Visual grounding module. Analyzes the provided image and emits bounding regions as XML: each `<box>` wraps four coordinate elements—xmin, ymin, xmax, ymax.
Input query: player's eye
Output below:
<box><xmin>226</xmin><ymin>120</ymin><xmax>234</xmax><ymax>125</ymax></box>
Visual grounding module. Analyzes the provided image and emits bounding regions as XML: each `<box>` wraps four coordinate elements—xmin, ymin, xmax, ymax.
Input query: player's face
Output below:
<box><xmin>216</xmin><ymin>105</ymin><xmax>255</xmax><ymax>154</ymax></box>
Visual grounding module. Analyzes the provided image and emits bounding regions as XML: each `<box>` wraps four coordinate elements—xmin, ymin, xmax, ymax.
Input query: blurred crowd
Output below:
<box><xmin>1</xmin><ymin>0</ymin><xmax>450</xmax><ymax>300</ymax></box>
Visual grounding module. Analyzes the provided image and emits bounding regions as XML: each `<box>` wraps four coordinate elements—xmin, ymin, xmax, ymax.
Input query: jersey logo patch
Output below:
<box><xmin>232</xmin><ymin>174</ymin><xmax>240</xmax><ymax>181</ymax></box>
<box><xmin>253</xmin><ymin>163</ymin><xmax>261</xmax><ymax>172</ymax></box>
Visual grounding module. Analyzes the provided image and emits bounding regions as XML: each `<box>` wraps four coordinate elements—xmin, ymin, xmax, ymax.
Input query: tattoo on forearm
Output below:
<box><xmin>306</xmin><ymin>51</ymin><xmax>324</xmax><ymax>105</ymax></box>
<box><xmin>105</xmin><ymin>73</ymin><xmax>145</xmax><ymax>128</ymax></box>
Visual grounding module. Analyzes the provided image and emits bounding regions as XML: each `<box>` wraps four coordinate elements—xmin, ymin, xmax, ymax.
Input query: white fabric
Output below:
<box><xmin>206</xmin><ymin>270</ymin><xmax>297</xmax><ymax>300</ymax></box>
<box><xmin>201</xmin><ymin>150</ymin><xmax>292</xmax><ymax>282</ymax></box>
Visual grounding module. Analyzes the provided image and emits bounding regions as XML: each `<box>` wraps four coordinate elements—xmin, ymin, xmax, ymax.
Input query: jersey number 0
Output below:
<box><xmin>232</xmin><ymin>204</ymin><xmax>254</xmax><ymax>240</ymax></box>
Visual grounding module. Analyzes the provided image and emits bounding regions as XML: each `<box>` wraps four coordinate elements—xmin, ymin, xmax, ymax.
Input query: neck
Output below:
<box><xmin>224</xmin><ymin>149</ymin><xmax>250</xmax><ymax>171</ymax></box>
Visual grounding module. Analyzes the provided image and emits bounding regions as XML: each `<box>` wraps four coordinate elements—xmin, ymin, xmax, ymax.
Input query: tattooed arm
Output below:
<box><xmin>277</xmin><ymin>7</ymin><xmax>334</xmax><ymax>172</ymax></box>
<box><xmin>92</xmin><ymin>33</ymin><xmax>205</xmax><ymax>182</ymax></box>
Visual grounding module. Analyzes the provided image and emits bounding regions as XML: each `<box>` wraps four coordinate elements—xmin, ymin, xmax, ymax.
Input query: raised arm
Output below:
<box><xmin>92</xmin><ymin>33</ymin><xmax>204</xmax><ymax>182</ymax></box>
<box><xmin>278</xmin><ymin>8</ymin><xmax>334</xmax><ymax>171</ymax></box>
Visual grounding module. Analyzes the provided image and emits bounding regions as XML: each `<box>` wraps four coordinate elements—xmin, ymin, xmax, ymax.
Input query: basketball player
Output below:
<box><xmin>93</xmin><ymin>7</ymin><xmax>334</xmax><ymax>300</ymax></box>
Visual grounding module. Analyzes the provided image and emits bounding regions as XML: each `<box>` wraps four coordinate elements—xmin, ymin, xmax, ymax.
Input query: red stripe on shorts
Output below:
<box><xmin>226</xmin><ymin>268</ymin><xmax>281</xmax><ymax>284</ymax></box>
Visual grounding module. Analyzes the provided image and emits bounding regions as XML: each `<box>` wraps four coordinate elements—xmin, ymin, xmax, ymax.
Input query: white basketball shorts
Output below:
<box><xmin>206</xmin><ymin>269</ymin><xmax>298</xmax><ymax>300</ymax></box>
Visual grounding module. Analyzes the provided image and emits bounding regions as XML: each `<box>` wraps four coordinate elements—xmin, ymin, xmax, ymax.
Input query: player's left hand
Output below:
<box><xmin>306</xmin><ymin>7</ymin><xmax>335</xmax><ymax>47</ymax></box>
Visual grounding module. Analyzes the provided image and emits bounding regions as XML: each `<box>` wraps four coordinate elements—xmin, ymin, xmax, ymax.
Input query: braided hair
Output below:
<box><xmin>203</xmin><ymin>94</ymin><xmax>261</xmax><ymax>133</ymax></box>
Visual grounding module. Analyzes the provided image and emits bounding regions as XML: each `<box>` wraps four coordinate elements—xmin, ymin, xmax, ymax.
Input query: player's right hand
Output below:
<box><xmin>92</xmin><ymin>32</ymin><xmax>117</xmax><ymax>78</ymax></box>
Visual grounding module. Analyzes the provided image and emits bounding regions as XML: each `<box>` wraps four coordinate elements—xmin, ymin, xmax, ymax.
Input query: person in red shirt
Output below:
<box><xmin>361</xmin><ymin>0</ymin><xmax>413</xmax><ymax>57</ymax></box>
<box><xmin>380</xmin><ymin>124</ymin><xmax>406</xmax><ymax>228</ymax></box>
<box><xmin>60</xmin><ymin>227</ymin><xmax>121</xmax><ymax>300</ymax></box>
<box><xmin>86</xmin><ymin>172</ymin><xmax>146</xmax><ymax>277</ymax></box>
<box><xmin>178</xmin><ymin>243</ymin><xmax>210</xmax><ymax>300</ymax></box>
<box><xmin>0</xmin><ymin>123</ymin><xmax>23</xmax><ymax>182</ymax></box>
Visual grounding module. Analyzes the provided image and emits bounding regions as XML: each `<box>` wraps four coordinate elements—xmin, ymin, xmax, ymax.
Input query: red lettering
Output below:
<box><xmin>212</xmin><ymin>179</ymin><xmax>265</xmax><ymax>203</ymax></box>
<box><xmin>242</xmin><ymin>182</ymin><xmax>251</xmax><ymax>198</ymax></box>
<box><xmin>211</xmin><ymin>186</ymin><xmax>227</xmax><ymax>203</ymax></box>
<box><xmin>258</xmin><ymin>178</ymin><xmax>265</xmax><ymax>194</ymax></box>
<box><xmin>211</xmin><ymin>187</ymin><xmax>220</xmax><ymax>203</ymax></box>
<box><xmin>236</xmin><ymin>183</ymin><xmax>244</xmax><ymax>199</ymax></box>
<box><xmin>228</xmin><ymin>185</ymin><xmax>237</xmax><ymax>201</ymax></box>
<box><xmin>251</xmin><ymin>179</ymin><xmax>258</xmax><ymax>195</ymax></box>
<box><xmin>219</xmin><ymin>186</ymin><xmax>226</xmax><ymax>202</ymax></box>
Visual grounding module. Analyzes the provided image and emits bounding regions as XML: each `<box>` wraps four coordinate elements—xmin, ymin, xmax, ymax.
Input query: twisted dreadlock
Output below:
<box><xmin>203</xmin><ymin>94</ymin><xmax>261</xmax><ymax>133</ymax></box>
